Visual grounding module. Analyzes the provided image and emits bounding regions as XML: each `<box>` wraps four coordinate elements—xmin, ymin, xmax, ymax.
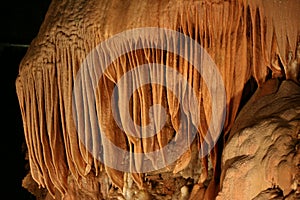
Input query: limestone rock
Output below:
<box><xmin>15</xmin><ymin>0</ymin><xmax>300</xmax><ymax>199</ymax></box>
<box><xmin>217</xmin><ymin>80</ymin><xmax>300</xmax><ymax>200</ymax></box>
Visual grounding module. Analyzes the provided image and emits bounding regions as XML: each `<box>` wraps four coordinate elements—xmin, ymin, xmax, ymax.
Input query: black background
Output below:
<box><xmin>1</xmin><ymin>0</ymin><xmax>51</xmax><ymax>199</ymax></box>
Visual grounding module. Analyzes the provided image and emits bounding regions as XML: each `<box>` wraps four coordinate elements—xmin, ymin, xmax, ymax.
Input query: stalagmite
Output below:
<box><xmin>16</xmin><ymin>0</ymin><xmax>299</xmax><ymax>199</ymax></box>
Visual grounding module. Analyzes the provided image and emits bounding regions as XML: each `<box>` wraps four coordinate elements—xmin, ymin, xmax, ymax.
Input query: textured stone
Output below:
<box><xmin>15</xmin><ymin>0</ymin><xmax>300</xmax><ymax>199</ymax></box>
<box><xmin>217</xmin><ymin>79</ymin><xmax>300</xmax><ymax>200</ymax></box>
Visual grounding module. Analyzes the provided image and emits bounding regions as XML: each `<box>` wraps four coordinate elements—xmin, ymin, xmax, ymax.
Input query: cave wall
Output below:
<box><xmin>16</xmin><ymin>0</ymin><xmax>300</xmax><ymax>199</ymax></box>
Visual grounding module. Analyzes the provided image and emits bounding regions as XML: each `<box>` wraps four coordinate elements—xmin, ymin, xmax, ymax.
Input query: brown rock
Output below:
<box><xmin>15</xmin><ymin>0</ymin><xmax>300</xmax><ymax>199</ymax></box>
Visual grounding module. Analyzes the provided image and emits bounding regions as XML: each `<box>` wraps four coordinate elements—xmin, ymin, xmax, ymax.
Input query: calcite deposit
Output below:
<box><xmin>217</xmin><ymin>79</ymin><xmax>300</xmax><ymax>200</ymax></box>
<box><xmin>16</xmin><ymin>0</ymin><xmax>299</xmax><ymax>199</ymax></box>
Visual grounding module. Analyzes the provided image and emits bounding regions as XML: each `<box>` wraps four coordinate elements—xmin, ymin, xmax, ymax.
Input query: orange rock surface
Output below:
<box><xmin>16</xmin><ymin>0</ymin><xmax>299</xmax><ymax>199</ymax></box>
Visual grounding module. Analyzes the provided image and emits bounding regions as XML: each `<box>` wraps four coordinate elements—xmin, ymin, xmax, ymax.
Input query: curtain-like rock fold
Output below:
<box><xmin>16</xmin><ymin>0</ymin><xmax>299</xmax><ymax>198</ymax></box>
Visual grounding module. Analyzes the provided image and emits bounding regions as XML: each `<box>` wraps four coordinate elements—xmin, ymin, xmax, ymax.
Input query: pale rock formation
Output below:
<box><xmin>217</xmin><ymin>79</ymin><xmax>300</xmax><ymax>200</ymax></box>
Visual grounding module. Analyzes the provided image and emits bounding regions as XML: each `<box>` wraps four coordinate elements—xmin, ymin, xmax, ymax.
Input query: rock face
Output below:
<box><xmin>217</xmin><ymin>79</ymin><xmax>300</xmax><ymax>200</ymax></box>
<box><xmin>15</xmin><ymin>0</ymin><xmax>299</xmax><ymax>199</ymax></box>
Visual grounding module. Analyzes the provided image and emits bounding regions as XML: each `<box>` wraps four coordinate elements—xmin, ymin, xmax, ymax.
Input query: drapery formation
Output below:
<box><xmin>16</xmin><ymin>0</ymin><xmax>299</xmax><ymax>198</ymax></box>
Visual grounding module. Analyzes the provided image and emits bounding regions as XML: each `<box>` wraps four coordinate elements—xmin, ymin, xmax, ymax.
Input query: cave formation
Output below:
<box><xmin>16</xmin><ymin>0</ymin><xmax>300</xmax><ymax>199</ymax></box>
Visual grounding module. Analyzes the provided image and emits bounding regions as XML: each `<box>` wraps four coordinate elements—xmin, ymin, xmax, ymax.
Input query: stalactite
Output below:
<box><xmin>16</xmin><ymin>0</ymin><xmax>300</xmax><ymax>198</ymax></box>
